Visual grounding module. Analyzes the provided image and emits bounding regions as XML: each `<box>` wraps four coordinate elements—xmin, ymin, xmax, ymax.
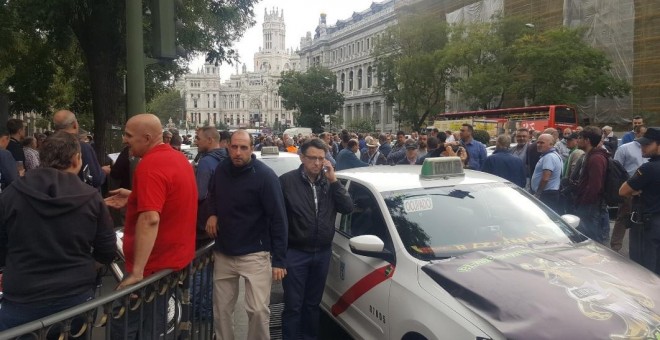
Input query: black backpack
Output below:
<box><xmin>602</xmin><ymin>157</ymin><xmax>629</xmax><ymax>206</ymax></box>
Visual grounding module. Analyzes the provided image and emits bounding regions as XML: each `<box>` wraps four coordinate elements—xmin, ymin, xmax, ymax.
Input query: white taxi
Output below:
<box><xmin>323</xmin><ymin>157</ymin><xmax>660</xmax><ymax>340</ymax></box>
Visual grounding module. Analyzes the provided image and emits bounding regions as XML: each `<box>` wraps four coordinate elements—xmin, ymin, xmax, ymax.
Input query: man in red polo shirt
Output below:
<box><xmin>105</xmin><ymin>113</ymin><xmax>197</xmax><ymax>339</ymax></box>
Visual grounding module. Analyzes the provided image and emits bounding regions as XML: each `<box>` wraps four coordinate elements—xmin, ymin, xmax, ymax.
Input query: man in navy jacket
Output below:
<box><xmin>481</xmin><ymin>134</ymin><xmax>526</xmax><ymax>188</ymax></box>
<box><xmin>205</xmin><ymin>130</ymin><xmax>288</xmax><ymax>340</ymax></box>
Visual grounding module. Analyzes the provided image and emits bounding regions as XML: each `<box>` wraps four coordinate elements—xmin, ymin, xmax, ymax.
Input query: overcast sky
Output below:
<box><xmin>189</xmin><ymin>0</ymin><xmax>379</xmax><ymax>80</ymax></box>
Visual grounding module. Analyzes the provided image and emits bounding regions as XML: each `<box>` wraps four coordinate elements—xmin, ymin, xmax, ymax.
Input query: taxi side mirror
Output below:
<box><xmin>560</xmin><ymin>214</ymin><xmax>580</xmax><ymax>229</ymax></box>
<box><xmin>349</xmin><ymin>235</ymin><xmax>395</xmax><ymax>263</ymax></box>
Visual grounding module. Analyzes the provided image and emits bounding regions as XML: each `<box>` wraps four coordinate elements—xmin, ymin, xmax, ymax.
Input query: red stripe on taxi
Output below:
<box><xmin>331</xmin><ymin>264</ymin><xmax>395</xmax><ymax>317</ymax></box>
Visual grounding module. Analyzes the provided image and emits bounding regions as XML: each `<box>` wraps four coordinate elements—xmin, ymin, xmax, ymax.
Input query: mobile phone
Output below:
<box><xmin>323</xmin><ymin>166</ymin><xmax>328</xmax><ymax>174</ymax></box>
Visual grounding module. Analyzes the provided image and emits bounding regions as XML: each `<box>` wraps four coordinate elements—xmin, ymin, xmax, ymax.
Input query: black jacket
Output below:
<box><xmin>280</xmin><ymin>166</ymin><xmax>353</xmax><ymax>252</ymax></box>
<box><xmin>0</xmin><ymin>168</ymin><xmax>116</xmax><ymax>303</ymax></box>
<box><xmin>208</xmin><ymin>155</ymin><xmax>288</xmax><ymax>268</ymax></box>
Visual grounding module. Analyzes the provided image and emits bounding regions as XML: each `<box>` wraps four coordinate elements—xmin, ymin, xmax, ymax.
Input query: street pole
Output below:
<box><xmin>126</xmin><ymin>0</ymin><xmax>146</xmax><ymax>117</ymax></box>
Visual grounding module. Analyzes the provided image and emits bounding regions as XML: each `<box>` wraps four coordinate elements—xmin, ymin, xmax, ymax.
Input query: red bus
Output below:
<box><xmin>431</xmin><ymin>105</ymin><xmax>579</xmax><ymax>136</ymax></box>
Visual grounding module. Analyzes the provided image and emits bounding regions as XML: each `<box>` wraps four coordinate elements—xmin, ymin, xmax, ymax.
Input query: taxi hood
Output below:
<box><xmin>420</xmin><ymin>241</ymin><xmax>660</xmax><ymax>340</ymax></box>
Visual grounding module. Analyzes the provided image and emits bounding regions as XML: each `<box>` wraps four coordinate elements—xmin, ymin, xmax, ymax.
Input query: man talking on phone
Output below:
<box><xmin>279</xmin><ymin>138</ymin><xmax>353</xmax><ymax>339</ymax></box>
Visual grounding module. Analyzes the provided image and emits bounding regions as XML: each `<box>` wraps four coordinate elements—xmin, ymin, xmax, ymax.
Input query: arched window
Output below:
<box><xmin>349</xmin><ymin>71</ymin><xmax>354</xmax><ymax>91</ymax></box>
<box><xmin>341</xmin><ymin>73</ymin><xmax>345</xmax><ymax>92</ymax></box>
<box><xmin>357</xmin><ymin>69</ymin><xmax>363</xmax><ymax>90</ymax></box>
<box><xmin>367</xmin><ymin>66</ymin><xmax>373</xmax><ymax>88</ymax></box>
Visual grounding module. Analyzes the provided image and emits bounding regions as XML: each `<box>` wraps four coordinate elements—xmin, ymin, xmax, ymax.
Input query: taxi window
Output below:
<box><xmin>339</xmin><ymin>183</ymin><xmax>394</xmax><ymax>251</ymax></box>
<box><xmin>382</xmin><ymin>183</ymin><xmax>584</xmax><ymax>260</ymax></box>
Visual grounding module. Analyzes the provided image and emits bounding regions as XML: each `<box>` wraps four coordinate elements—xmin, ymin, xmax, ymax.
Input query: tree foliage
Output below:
<box><xmin>511</xmin><ymin>27</ymin><xmax>630</xmax><ymax>106</ymax></box>
<box><xmin>1</xmin><ymin>0</ymin><xmax>258</xmax><ymax>156</ymax></box>
<box><xmin>146</xmin><ymin>89</ymin><xmax>185</xmax><ymax>126</ymax></box>
<box><xmin>376</xmin><ymin>12</ymin><xmax>631</xmax><ymax>126</ymax></box>
<box><xmin>277</xmin><ymin>66</ymin><xmax>344</xmax><ymax>133</ymax></box>
<box><xmin>346</xmin><ymin>117</ymin><xmax>376</xmax><ymax>134</ymax></box>
<box><xmin>374</xmin><ymin>12</ymin><xmax>451</xmax><ymax>131</ymax></box>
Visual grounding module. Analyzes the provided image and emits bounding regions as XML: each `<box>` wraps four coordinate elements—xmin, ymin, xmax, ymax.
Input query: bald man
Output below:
<box><xmin>531</xmin><ymin>133</ymin><xmax>564</xmax><ymax>213</ymax></box>
<box><xmin>105</xmin><ymin>114</ymin><xmax>197</xmax><ymax>339</ymax></box>
<box><xmin>52</xmin><ymin>110</ymin><xmax>105</xmax><ymax>188</ymax></box>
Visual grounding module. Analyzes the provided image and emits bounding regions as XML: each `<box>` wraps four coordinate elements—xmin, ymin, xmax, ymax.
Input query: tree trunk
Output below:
<box><xmin>71</xmin><ymin>0</ymin><xmax>124</xmax><ymax>160</ymax></box>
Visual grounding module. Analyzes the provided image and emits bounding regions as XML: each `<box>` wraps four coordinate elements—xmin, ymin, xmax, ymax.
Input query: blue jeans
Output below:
<box><xmin>575</xmin><ymin>203</ymin><xmax>610</xmax><ymax>244</ymax></box>
<box><xmin>282</xmin><ymin>247</ymin><xmax>332</xmax><ymax>340</ymax></box>
<box><xmin>0</xmin><ymin>290</ymin><xmax>93</xmax><ymax>332</ymax></box>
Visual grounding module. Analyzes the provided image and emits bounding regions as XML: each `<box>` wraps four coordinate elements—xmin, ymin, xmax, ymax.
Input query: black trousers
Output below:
<box><xmin>630</xmin><ymin>214</ymin><xmax>660</xmax><ymax>275</ymax></box>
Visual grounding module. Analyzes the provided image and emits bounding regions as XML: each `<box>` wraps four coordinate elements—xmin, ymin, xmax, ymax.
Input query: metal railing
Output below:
<box><xmin>0</xmin><ymin>242</ymin><xmax>215</xmax><ymax>340</ymax></box>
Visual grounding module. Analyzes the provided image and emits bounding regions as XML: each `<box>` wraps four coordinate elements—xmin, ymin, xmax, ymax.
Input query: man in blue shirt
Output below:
<box><xmin>620</xmin><ymin>116</ymin><xmax>644</xmax><ymax>145</ymax></box>
<box><xmin>482</xmin><ymin>134</ymin><xmax>526</xmax><ymax>187</ymax></box>
<box><xmin>531</xmin><ymin>134</ymin><xmax>563</xmax><ymax>214</ymax></box>
<box><xmin>459</xmin><ymin>124</ymin><xmax>487</xmax><ymax>170</ymax></box>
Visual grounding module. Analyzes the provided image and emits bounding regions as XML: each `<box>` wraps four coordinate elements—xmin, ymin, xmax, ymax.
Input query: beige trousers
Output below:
<box><xmin>213</xmin><ymin>251</ymin><xmax>272</xmax><ymax>340</ymax></box>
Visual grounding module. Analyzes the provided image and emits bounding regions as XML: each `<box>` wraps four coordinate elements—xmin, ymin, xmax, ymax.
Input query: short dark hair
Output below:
<box><xmin>516</xmin><ymin>128</ymin><xmax>529</xmax><ymax>134</ymax></box>
<box><xmin>427</xmin><ymin>137</ymin><xmax>439</xmax><ymax>150</ymax></box>
<box><xmin>633</xmin><ymin>115</ymin><xmax>643</xmax><ymax>120</ymax></box>
<box><xmin>461</xmin><ymin>124</ymin><xmax>474</xmax><ymax>133</ymax></box>
<box><xmin>347</xmin><ymin>139</ymin><xmax>359</xmax><ymax>149</ymax></box>
<box><xmin>396</xmin><ymin>131</ymin><xmax>405</xmax><ymax>137</ymax></box>
<box><xmin>300</xmin><ymin>138</ymin><xmax>328</xmax><ymax>154</ymax></box>
<box><xmin>39</xmin><ymin>131</ymin><xmax>81</xmax><ymax>170</ymax></box>
<box><xmin>7</xmin><ymin>119</ymin><xmax>24</xmax><ymax>135</ymax></box>
<box><xmin>436</xmin><ymin>131</ymin><xmax>447</xmax><ymax>143</ymax></box>
<box><xmin>21</xmin><ymin>136</ymin><xmax>35</xmax><ymax>147</ymax></box>
<box><xmin>170</xmin><ymin>134</ymin><xmax>182</xmax><ymax>147</ymax></box>
<box><xmin>579</xmin><ymin>126</ymin><xmax>602</xmax><ymax>147</ymax></box>
<box><xmin>219</xmin><ymin>130</ymin><xmax>230</xmax><ymax>143</ymax></box>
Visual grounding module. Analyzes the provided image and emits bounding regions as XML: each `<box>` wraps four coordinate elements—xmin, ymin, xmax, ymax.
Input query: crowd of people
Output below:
<box><xmin>0</xmin><ymin>109</ymin><xmax>658</xmax><ymax>340</ymax></box>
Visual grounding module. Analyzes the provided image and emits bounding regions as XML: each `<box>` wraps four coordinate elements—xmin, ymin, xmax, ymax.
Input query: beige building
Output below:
<box><xmin>177</xmin><ymin>8</ymin><xmax>300</xmax><ymax>130</ymax></box>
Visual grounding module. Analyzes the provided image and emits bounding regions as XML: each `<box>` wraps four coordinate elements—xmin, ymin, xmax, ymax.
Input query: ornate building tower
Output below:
<box><xmin>254</xmin><ymin>8</ymin><xmax>296</xmax><ymax>75</ymax></box>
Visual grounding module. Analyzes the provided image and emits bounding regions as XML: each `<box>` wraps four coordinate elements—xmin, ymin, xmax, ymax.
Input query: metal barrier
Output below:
<box><xmin>0</xmin><ymin>242</ymin><xmax>215</xmax><ymax>340</ymax></box>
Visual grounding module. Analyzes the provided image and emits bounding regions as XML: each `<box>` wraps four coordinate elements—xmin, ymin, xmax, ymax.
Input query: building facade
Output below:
<box><xmin>177</xmin><ymin>8</ymin><xmax>300</xmax><ymax>130</ymax></box>
<box><xmin>298</xmin><ymin>0</ymin><xmax>399</xmax><ymax>132</ymax></box>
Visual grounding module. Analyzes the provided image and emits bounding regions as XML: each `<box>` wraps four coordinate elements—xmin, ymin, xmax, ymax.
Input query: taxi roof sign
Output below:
<box><xmin>420</xmin><ymin>157</ymin><xmax>465</xmax><ymax>179</ymax></box>
<box><xmin>261</xmin><ymin>146</ymin><xmax>279</xmax><ymax>156</ymax></box>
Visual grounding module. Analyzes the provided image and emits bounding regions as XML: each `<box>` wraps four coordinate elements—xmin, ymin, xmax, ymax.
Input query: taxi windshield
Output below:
<box><xmin>382</xmin><ymin>182</ymin><xmax>585</xmax><ymax>260</ymax></box>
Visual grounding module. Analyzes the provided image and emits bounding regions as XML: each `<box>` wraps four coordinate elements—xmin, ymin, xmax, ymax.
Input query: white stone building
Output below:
<box><xmin>298</xmin><ymin>0</ymin><xmax>398</xmax><ymax>132</ymax></box>
<box><xmin>177</xmin><ymin>8</ymin><xmax>300</xmax><ymax>130</ymax></box>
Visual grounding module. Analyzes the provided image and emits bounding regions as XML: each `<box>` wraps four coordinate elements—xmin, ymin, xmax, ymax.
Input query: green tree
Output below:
<box><xmin>512</xmin><ymin>27</ymin><xmax>630</xmax><ymax>106</ymax></box>
<box><xmin>146</xmin><ymin>89</ymin><xmax>185</xmax><ymax>125</ymax></box>
<box><xmin>277</xmin><ymin>66</ymin><xmax>344</xmax><ymax>133</ymax></box>
<box><xmin>444</xmin><ymin>17</ymin><xmax>529</xmax><ymax>109</ymax></box>
<box><xmin>346</xmin><ymin>117</ymin><xmax>376</xmax><ymax>133</ymax></box>
<box><xmin>374</xmin><ymin>11</ymin><xmax>451</xmax><ymax>131</ymax></box>
<box><xmin>3</xmin><ymin>0</ymin><xmax>258</xmax><ymax>156</ymax></box>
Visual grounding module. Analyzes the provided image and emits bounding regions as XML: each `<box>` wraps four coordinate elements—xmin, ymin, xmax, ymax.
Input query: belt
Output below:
<box><xmin>631</xmin><ymin>212</ymin><xmax>660</xmax><ymax>224</ymax></box>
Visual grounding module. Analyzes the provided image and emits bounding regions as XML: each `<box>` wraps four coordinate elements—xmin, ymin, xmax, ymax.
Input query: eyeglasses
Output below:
<box><xmin>303</xmin><ymin>155</ymin><xmax>325</xmax><ymax>163</ymax></box>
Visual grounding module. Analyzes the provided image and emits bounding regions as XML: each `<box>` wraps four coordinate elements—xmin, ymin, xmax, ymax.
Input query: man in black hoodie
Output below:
<box><xmin>279</xmin><ymin>138</ymin><xmax>353</xmax><ymax>339</ymax></box>
<box><xmin>0</xmin><ymin>131</ymin><xmax>116</xmax><ymax>331</ymax></box>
